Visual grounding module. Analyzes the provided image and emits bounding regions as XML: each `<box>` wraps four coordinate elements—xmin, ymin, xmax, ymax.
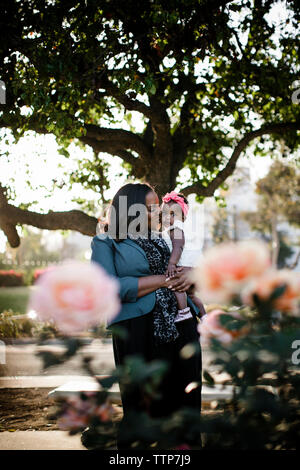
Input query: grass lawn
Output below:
<box><xmin>0</xmin><ymin>286</ymin><xmax>31</xmax><ymax>314</ymax></box>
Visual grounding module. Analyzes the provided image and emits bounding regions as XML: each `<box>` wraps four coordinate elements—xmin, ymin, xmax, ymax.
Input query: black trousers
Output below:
<box><xmin>112</xmin><ymin>311</ymin><xmax>202</xmax><ymax>447</ymax></box>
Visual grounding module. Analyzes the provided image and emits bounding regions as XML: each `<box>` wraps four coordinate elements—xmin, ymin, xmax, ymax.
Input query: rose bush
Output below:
<box><xmin>0</xmin><ymin>270</ymin><xmax>24</xmax><ymax>287</ymax></box>
<box><xmin>191</xmin><ymin>240</ymin><xmax>271</xmax><ymax>303</ymax></box>
<box><xmin>32</xmin><ymin>242</ymin><xmax>300</xmax><ymax>450</ymax></box>
<box><xmin>192</xmin><ymin>240</ymin><xmax>300</xmax><ymax>449</ymax></box>
<box><xmin>28</xmin><ymin>261</ymin><xmax>120</xmax><ymax>335</ymax></box>
<box><xmin>57</xmin><ymin>392</ymin><xmax>116</xmax><ymax>432</ymax></box>
<box><xmin>198</xmin><ymin>309</ymin><xmax>249</xmax><ymax>345</ymax></box>
<box><xmin>242</xmin><ymin>269</ymin><xmax>300</xmax><ymax>315</ymax></box>
<box><xmin>32</xmin><ymin>267</ymin><xmax>55</xmax><ymax>283</ymax></box>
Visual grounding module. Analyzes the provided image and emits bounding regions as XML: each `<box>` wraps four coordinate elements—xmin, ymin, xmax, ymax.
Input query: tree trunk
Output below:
<box><xmin>144</xmin><ymin>159</ymin><xmax>177</xmax><ymax>196</ymax></box>
<box><xmin>271</xmin><ymin>215</ymin><xmax>279</xmax><ymax>268</ymax></box>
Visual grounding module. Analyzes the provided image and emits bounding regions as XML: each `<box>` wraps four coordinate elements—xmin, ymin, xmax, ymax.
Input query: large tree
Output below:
<box><xmin>0</xmin><ymin>0</ymin><xmax>299</xmax><ymax>247</ymax></box>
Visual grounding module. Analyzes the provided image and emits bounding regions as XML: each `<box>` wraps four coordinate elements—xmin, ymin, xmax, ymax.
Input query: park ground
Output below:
<box><xmin>0</xmin><ymin>388</ymin><xmax>124</xmax><ymax>432</ymax></box>
<box><xmin>0</xmin><ymin>286</ymin><xmax>30</xmax><ymax>315</ymax></box>
<box><xmin>0</xmin><ymin>387</ymin><xmax>219</xmax><ymax>433</ymax></box>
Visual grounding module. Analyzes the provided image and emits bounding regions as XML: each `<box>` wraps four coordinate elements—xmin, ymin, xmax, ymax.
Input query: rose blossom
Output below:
<box><xmin>198</xmin><ymin>309</ymin><xmax>247</xmax><ymax>345</ymax></box>
<box><xmin>191</xmin><ymin>240</ymin><xmax>271</xmax><ymax>303</ymax></box>
<box><xmin>94</xmin><ymin>402</ymin><xmax>116</xmax><ymax>422</ymax></box>
<box><xmin>57</xmin><ymin>395</ymin><xmax>96</xmax><ymax>432</ymax></box>
<box><xmin>28</xmin><ymin>261</ymin><xmax>120</xmax><ymax>335</ymax></box>
<box><xmin>174</xmin><ymin>444</ymin><xmax>191</xmax><ymax>450</ymax></box>
<box><xmin>58</xmin><ymin>406</ymin><xmax>91</xmax><ymax>432</ymax></box>
<box><xmin>242</xmin><ymin>269</ymin><xmax>300</xmax><ymax>314</ymax></box>
<box><xmin>57</xmin><ymin>394</ymin><xmax>116</xmax><ymax>431</ymax></box>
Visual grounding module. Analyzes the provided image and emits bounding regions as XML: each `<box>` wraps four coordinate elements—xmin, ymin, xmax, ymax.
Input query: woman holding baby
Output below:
<box><xmin>91</xmin><ymin>182</ymin><xmax>205</xmax><ymax>449</ymax></box>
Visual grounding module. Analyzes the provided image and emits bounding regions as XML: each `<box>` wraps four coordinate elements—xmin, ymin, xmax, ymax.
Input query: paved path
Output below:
<box><xmin>0</xmin><ymin>339</ymin><xmax>216</xmax><ymax>377</ymax></box>
<box><xmin>0</xmin><ymin>374</ymin><xmax>234</xmax><ymax>404</ymax></box>
<box><xmin>0</xmin><ymin>431</ymin><xmax>86</xmax><ymax>450</ymax></box>
<box><xmin>0</xmin><ymin>339</ymin><xmax>115</xmax><ymax>377</ymax></box>
<box><xmin>0</xmin><ymin>338</ymin><xmax>233</xmax><ymax>452</ymax></box>
<box><xmin>0</xmin><ymin>375</ymin><xmax>90</xmax><ymax>388</ymax></box>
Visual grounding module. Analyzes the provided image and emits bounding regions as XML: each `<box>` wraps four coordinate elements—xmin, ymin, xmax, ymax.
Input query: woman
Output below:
<box><xmin>91</xmin><ymin>182</ymin><xmax>202</xmax><ymax>448</ymax></box>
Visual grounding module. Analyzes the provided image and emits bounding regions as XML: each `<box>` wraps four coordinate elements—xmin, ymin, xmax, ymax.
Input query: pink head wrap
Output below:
<box><xmin>162</xmin><ymin>191</ymin><xmax>189</xmax><ymax>217</ymax></box>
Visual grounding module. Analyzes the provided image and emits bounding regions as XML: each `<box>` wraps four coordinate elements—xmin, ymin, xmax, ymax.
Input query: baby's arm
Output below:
<box><xmin>165</xmin><ymin>227</ymin><xmax>185</xmax><ymax>278</ymax></box>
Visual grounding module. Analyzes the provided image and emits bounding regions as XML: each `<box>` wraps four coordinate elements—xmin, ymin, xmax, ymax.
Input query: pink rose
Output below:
<box><xmin>198</xmin><ymin>309</ymin><xmax>248</xmax><ymax>345</ymax></box>
<box><xmin>57</xmin><ymin>394</ymin><xmax>115</xmax><ymax>431</ymax></box>
<box><xmin>28</xmin><ymin>261</ymin><xmax>120</xmax><ymax>335</ymax></box>
<box><xmin>242</xmin><ymin>269</ymin><xmax>300</xmax><ymax>314</ymax></box>
<box><xmin>191</xmin><ymin>241</ymin><xmax>271</xmax><ymax>304</ymax></box>
<box><xmin>94</xmin><ymin>402</ymin><xmax>115</xmax><ymax>422</ymax></box>
<box><xmin>58</xmin><ymin>407</ymin><xmax>91</xmax><ymax>432</ymax></box>
<box><xmin>57</xmin><ymin>395</ymin><xmax>96</xmax><ymax>432</ymax></box>
<box><xmin>174</xmin><ymin>444</ymin><xmax>191</xmax><ymax>450</ymax></box>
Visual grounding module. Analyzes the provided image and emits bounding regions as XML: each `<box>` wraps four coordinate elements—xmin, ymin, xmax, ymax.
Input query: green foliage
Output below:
<box><xmin>0</xmin><ymin>286</ymin><xmax>30</xmax><ymax>314</ymax></box>
<box><xmin>36</xmin><ymin>336</ymin><xmax>87</xmax><ymax>368</ymax></box>
<box><xmin>0</xmin><ymin>310</ymin><xmax>36</xmax><ymax>339</ymax></box>
<box><xmin>33</xmin><ymin>267</ymin><xmax>300</xmax><ymax>450</ymax></box>
<box><xmin>0</xmin><ymin>0</ymin><xmax>299</xmax><ymax>199</ymax></box>
<box><xmin>277</xmin><ymin>231</ymin><xmax>295</xmax><ymax>269</ymax></box>
<box><xmin>202</xmin><ymin>327</ymin><xmax>300</xmax><ymax>449</ymax></box>
<box><xmin>0</xmin><ymin>310</ymin><xmax>20</xmax><ymax>339</ymax></box>
<box><xmin>249</xmin><ymin>160</ymin><xmax>300</xmax><ymax>231</ymax></box>
<box><xmin>243</xmin><ymin>160</ymin><xmax>300</xmax><ymax>265</ymax></box>
<box><xmin>211</xmin><ymin>206</ymin><xmax>232</xmax><ymax>243</ymax></box>
<box><xmin>80</xmin><ymin>420</ymin><xmax>118</xmax><ymax>450</ymax></box>
<box><xmin>33</xmin><ymin>322</ymin><xmax>59</xmax><ymax>342</ymax></box>
<box><xmin>0</xmin><ymin>270</ymin><xmax>24</xmax><ymax>287</ymax></box>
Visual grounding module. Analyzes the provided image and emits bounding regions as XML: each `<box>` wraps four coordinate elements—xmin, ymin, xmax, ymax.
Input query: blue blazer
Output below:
<box><xmin>91</xmin><ymin>234</ymin><xmax>201</xmax><ymax>327</ymax></box>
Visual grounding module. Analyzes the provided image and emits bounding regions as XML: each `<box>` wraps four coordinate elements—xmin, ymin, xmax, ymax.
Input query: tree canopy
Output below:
<box><xmin>0</xmin><ymin>0</ymin><xmax>299</xmax><ymax>246</ymax></box>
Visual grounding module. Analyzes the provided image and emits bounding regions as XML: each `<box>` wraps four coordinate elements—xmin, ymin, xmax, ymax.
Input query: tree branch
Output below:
<box><xmin>80</xmin><ymin>135</ymin><xmax>136</xmax><ymax>164</ymax></box>
<box><xmin>95</xmin><ymin>74</ymin><xmax>154</xmax><ymax>120</ymax></box>
<box><xmin>95</xmin><ymin>72</ymin><xmax>173</xmax><ymax>136</ymax></box>
<box><xmin>181</xmin><ymin>122</ymin><xmax>300</xmax><ymax>197</ymax></box>
<box><xmin>0</xmin><ymin>184</ymin><xmax>97</xmax><ymax>248</ymax></box>
<box><xmin>80</xmin><ymin>135</ymin><xmax>147</xmax><ymax>179</ymax></box>
<box><xmin>83</xmin><ymin>124</ymin><xmax>152</xmax><ymax>160</ymax></box>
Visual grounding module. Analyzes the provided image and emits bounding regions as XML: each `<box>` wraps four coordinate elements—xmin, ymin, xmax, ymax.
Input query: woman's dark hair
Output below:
<box><xmin>104</xmin><ymin>182</ymin><xmax>156</xmax><ymax>241</ymax></box>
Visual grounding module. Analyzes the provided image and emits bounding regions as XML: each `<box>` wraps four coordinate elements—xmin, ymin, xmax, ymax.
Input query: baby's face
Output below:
<box><xmin>161</xmin><ymin>201</ymin><xmax>184</xmax><ymax>228</ymax></box>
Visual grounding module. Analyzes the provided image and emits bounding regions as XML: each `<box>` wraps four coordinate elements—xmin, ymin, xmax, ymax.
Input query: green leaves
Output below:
<box><xmin>1</xmin><ymin>0</ymin><xmax>299</xmax><ymax>204</ymax></box>
<box><xmin>218</xmin><ymin>313</ymin><xmax>248</xmax><ymax>332</ymax></box>
<box><xmin>203</xmin><ymin>370</ymin><xmax>215</xmax><ymax>387</ymax></box>
<box><xmin>36</xmin><ymin>336</ymin><xmax>85</xmax><ymax>369</ymax></box>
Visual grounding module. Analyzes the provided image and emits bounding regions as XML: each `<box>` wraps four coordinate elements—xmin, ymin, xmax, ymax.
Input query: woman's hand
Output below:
<box><xmin>164</xmin><ymin>266</ymin><xmax>193</xmax><ymax>293</ymax></box>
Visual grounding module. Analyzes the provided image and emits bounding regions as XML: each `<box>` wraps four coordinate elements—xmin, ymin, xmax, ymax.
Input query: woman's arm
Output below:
<box><xmin>91</xmin><ymin>236</ymin><xmax>172</xmax><ymax>301</ymax></box>
<box><xmin>91</xmin><ymin>237</ymin><xmax>139</xmax><ymax>302</ymax></box>
<box><xmin>137</xmin><ymin>274</ymin><xmax>169</xmax><ymax>298</ymax></box>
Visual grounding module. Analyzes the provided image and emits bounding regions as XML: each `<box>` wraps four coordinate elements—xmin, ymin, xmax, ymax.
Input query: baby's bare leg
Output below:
<box><xmin>188</xmin><ymin>293</ymin><xmax>207</xmax><ymax>317</ymax></box>
<box><xmin>174</xmin><ymin>291</ymin><xmax>188</xmax><ymax>310</ymax></box>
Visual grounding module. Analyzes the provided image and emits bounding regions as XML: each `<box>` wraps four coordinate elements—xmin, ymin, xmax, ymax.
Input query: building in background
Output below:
<box><xmin>202</xmin><ymin>166</ymin><xmax>300</xmax><ymax>271</ymax></box>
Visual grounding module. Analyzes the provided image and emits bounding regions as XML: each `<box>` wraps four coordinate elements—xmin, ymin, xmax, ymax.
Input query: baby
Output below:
<box><xmin>161</xmin><ymin>191</ymin><xmax>206</xmax><ymax>323</ymax></box>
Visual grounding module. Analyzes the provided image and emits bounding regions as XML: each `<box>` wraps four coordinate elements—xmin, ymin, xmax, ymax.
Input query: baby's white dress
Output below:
<box><xmin>161</xmin><ymin>219</ymin><xmax>203</xmax><ymax>268</ymax></box>
<box><xmin>161</xmin><ymin>219</ymin><xmax>203</xmax><ymax>322</ymax></box>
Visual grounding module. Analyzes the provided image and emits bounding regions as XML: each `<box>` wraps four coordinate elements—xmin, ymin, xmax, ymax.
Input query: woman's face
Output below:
<box><xmin>145</xmin><ymin>191</ymin><xmax>160</xmax><ymax>231</ymax></box>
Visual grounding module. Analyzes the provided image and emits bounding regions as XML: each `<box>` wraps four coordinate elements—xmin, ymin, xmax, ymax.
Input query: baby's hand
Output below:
<box><xmin>165</xmin><ymin>263</ymin><xmax>177</xmax><ymax>278</ymax></box>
